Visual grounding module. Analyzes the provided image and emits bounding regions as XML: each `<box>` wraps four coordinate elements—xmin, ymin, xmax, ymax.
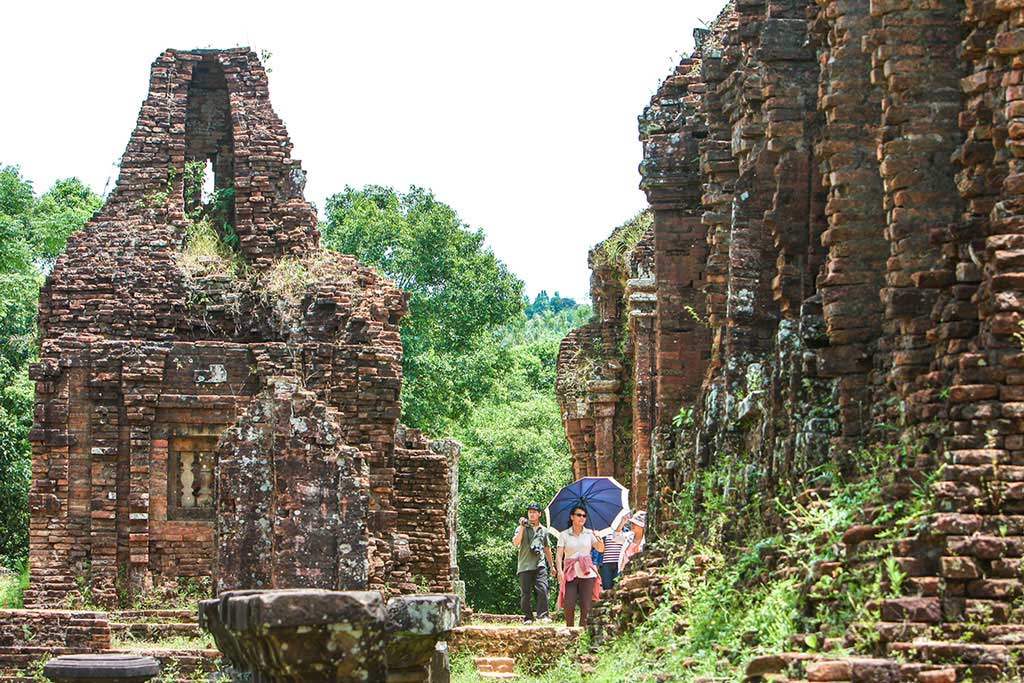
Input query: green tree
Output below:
<box><xmin>30</xmin><ymin>178</ymin><xmax>102</xmax><ymax>266</ymax></box>
<box><xmin>0</xmin><ymin>166</ymin><xmax>100</xmax><ymax>566</ymax></box>
<box><xmin>321</xmin><ymin>185</ymin><xmax>524</xmax><ymax>433</ymax></box>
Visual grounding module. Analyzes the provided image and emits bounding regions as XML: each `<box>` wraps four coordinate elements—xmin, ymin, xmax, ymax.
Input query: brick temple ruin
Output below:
<box><xmin>559</xmin><ymin>0</ymin><xmax>1024</xmax><ymax>678</ymax></box>
<box><xmin>23</xmin><ymin>48</ymin><xmax>459</xmax><ymax>608</ymax></box>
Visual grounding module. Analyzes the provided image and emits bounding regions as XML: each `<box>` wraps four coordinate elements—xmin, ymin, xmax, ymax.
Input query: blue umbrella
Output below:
<box><xmin>545</xmin><ymin>476</ymin><xmax>630</xmax><ymax>537</ymax></box>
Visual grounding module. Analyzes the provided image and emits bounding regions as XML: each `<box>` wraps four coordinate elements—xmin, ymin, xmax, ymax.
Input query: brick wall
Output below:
<box><xmin>0</xmin><ymin>610</ymin><xmax>110</xmax><ymax>650</ymax></box>
<box><xmin>393</xmin><ymin>427</ymin><xmax>460</xmax><ymax>594</ymax></box>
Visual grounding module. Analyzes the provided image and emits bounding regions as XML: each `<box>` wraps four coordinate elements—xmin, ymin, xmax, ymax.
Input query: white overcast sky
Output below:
<box><xmin>1</xmin><ymin>0</ymin><xmax>723</xmax><ymax>301</ymax></box>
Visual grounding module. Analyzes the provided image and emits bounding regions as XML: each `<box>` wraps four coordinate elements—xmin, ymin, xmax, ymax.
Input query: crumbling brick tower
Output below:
<box><xmin>25</xmin><ymin>48</ymin><xmax>457</xmax><ymax>607</ymax></box>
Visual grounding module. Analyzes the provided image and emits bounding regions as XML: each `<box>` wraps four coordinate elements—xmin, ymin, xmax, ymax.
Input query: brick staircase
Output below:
<box><xmin>576</xmin><ymin>462</ymin><xmax>1023</xmax><ymax>682</ymax></box>
<box><xmin>0</xmin><ymin>608</ymin><xmax>221</xmax><ymax>683</ymax></box>
<box><xmin>588</xmin><ymin>548</ymin><xmax>670</xmax><ymax>646</ymax></box>
<box><xmin>739</xmin><ymin>480</ymin><xmax>1024</xmax><ymax>682</ymax></box>
<box><xmin>473</xmin><ymin>656</ymin><xmax>517</xmax><ymax>679</ymax></box>
<box><xmin>449</xmin><ymin>623</ymin><xmax>582</xmax><ymax>679</ymax></box>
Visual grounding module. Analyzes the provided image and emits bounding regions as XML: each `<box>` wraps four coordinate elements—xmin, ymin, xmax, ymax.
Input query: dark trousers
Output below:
<box><xmin>599</xmin><ymin>562</ymin><xmax>618</xmax><ymax>590</ymax></box>
<box><xmin>518</xmin><ymin>568</ymin><xmax>549</xmax><ymax>620</ymax></box>
<box><xmin>563</xmin><ymin>576</ymin><xmax>596</xmax><ymax>627</ymax></box>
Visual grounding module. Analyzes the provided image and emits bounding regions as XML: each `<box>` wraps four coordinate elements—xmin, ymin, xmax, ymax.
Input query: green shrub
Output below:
<box><xmin>0</xmin><ymin>561</ymin><xmax>29</xmax><ymax>608</ymax></box>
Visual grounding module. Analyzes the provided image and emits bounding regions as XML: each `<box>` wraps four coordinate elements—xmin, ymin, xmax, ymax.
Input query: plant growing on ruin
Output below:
<box><xmin>672</xmin><ymin>405</ymin><xmax>695</xmax><ymax>429</ymax></box>
<box><xmin>0</xmin><ymin>561</ymin><xmax>28</xmax><ymax>608</ymax></box>
<box><xmin>24</xmin><ymin>654</ymin><xmax>48</xmax><ymax>683</ymax></box>
<box><xmin>882</xmin><ymin>556</ymin><xmax>906</xmax><ymax>597</ymax></box>
<box><xmin>683</xmin><ymin>304</ymin><xmax>708</xmax><ymax>327</ymax></box>
<box><xmin>127</xmin><ymin>576</ymin><xmax>213</xmax><ymax>611</ymax></box>
<box><xmin>178</xmin><ymin>216</ymin><xmax>243</xmax><ymax>279</ymax></box>
<box><xmin>557</xmin><ymin>347</ymin><xmax>598</xmax><ymax>402</ymax></box>
<box><xmin>183</xmin><ymin>160</ymin><xmax>206</xmax><ymax>211</ymax></box>
<box><xmin>591</xmin><ymin>210</ymin><xmax>652</xmax><ymax>272</ymax></box>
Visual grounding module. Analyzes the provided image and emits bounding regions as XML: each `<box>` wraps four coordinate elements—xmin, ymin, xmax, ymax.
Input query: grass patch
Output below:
<box><xmin>262</xmin><ymin>255</ymin><xmax>326</xmax><ymax>303</ymax></box>
<box><xmin>178</xmin><ymin>216</ymin><xmax>243</xmax><ymax>279</ymax></box>
<box><xmin>0</xmin><ymin>562</ymin><xmax>29</xmax><ymax>608</ymax></box>
<box><xmin>111</xmin><ymin>633</ymin><xmax>214</xmax><ymax>651</ymax></box>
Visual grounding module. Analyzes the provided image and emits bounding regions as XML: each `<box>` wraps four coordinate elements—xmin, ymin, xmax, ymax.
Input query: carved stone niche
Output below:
<box><xmin>167</xmin><ymin>424</ymin><xmax>223</xmax><ymax>521</ymax></box>
<box><xmin>199</xmin><ymin>589</ymin><xmax>460</xmax><ymax>683</ymax></box>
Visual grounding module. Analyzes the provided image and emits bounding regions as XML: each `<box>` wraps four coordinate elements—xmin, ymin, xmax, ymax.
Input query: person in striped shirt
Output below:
<box><xmin>599</xmin><ymin>514</ymin><xmax>630</xmax><ymax>590</ymax></box>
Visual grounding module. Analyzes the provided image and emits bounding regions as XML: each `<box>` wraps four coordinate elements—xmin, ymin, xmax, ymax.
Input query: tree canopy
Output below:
<box><xmin>322</xmin><ymin>185</ymin><xmax>525</xmax><ymax>433</ymax></box>
<box><xmin>524</xmin><ymin>290</ymin><xmax>578</xmax><ymax>318</ymax></box>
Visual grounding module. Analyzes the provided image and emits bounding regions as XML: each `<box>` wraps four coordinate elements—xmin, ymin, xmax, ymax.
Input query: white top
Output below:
<box><xmin>557</xmin><ymin>528</ymin><xmax>599</xmax><ymax>579</ymax></box>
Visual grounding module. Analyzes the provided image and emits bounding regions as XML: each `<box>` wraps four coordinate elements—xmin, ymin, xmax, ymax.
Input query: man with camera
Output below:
<box><xmin>511</xmin><ymin>502</ymin><xmax>555</xmax><ymax>624</ymax></box>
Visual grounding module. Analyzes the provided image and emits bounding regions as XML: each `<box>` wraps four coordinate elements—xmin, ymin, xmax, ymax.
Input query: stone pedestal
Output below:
<box><xmin>200</xmin><ymin>589</ymin><xmax>460</xmax><ymax>683</ymax></box>
<box><xmin>384</xmin><ymin>594</ymin><xmax>460</xmax><ymax>682</ymax></box>
<box><xmin>43</xmin><ymin>654</ymin><xmax>159</xmax><ymax>683</ymax></box>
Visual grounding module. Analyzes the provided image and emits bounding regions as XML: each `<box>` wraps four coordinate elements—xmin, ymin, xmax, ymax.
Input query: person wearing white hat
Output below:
<box><xmin>618</xmin><ymin>511</ymin><xmax>646</xmax><ymax>573</ymax></box>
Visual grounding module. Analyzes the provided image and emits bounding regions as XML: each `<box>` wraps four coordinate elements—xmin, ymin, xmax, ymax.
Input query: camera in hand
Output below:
<box><xmin>520</xmin><ymin>517</ymin><xmax>528</xmax><ymax>526</ymax></box>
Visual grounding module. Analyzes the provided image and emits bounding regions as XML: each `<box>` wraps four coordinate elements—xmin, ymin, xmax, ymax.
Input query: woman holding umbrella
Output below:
<box><xmin>556</xmin><ymin>504</ymin><xmax>605</xmax><ymax>628</ymax></box>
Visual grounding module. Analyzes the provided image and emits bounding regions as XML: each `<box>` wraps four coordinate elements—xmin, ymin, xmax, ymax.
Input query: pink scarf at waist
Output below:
<box><xmin>557</xmin><ymin>554</ymin><xmax>601</xmax><ymax>608</ymax></box>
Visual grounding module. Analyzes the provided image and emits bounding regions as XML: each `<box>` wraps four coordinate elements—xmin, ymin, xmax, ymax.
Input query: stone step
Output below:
<box><xmin>110</xmin><ymin>622</ymin><xmax>202</xmax><ymax>640</ymax></box>
<box><xmin>111</xmin><ymin>609</ymin><xmax>197</xmax><ymax>624</ymax></box>
<box><xmin>105</xmin><ymin>648</ymin><xmax>220</xmax><ymax>676</ymax></box>
<box><xmin>744</xmin><ymin>651</ymin><xmax>816</xmax><ymax>677</ymax></box>
<box><xmin>469</xmin><ymin>613</ymin><xmax>523</xmax><ymax>624</ymax></box>
<box><xmin>939</xmin><ymin>623</ymin><xmax>1024</xmax><ymax>644</ymax></box>
<box><xmin>888</xmin><ymin>640</ymin><xmax>1024</xmax><ymax>666</ymax></box>
<box><xmin>899</xmin><ymin>662</ymin><xmax>1003</xmax><ymax>682</ymax></box>
<box><xmin>0</xmin><ymin>646</ymin><xmax>77</xmax><ymax>675</ymax></box>
<box><xmin>872</xmin><ymin>620</ymin><xmax>933</xmax><ymax>643</ymax></box>
<box><xmin>946</xmin><ymin>535</ymin><xmax>1024</xmax><ymax>559</ymax></box>
<box><xmin>450</xmin><ymin>625</ymin><xmax>580</xmax><ymax>673</ymax></box>
<box><xmin>879</xmin><ymin>597</ymin><xmax>941</xmax><ymax>623</ymax></box>
<box><xmin>474</xmin><ymin>656</ymin><xmax>515</xmax><ymax>673</ymax></box>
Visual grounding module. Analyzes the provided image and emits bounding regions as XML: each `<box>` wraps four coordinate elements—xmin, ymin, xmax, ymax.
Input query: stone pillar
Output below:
<box><xmin>215</xmin><ymin>380</ymin><xmax>371</xmax><ymax>594</ymax></box>
<box><xmin>384</xmin><ymin>594</ymin><xmax>460</xmax><ymax>682</ymax></box>
<box><xmin>627</xmin><ymin>278</ymin><xmax>657</xmax><ymax>509</ymax></box>
<box><xmin>439</xmin><ymin>441</ymin><xmax>463</xmax><ymax>601</ymax></box>
<box><xmin>870</xmin><ymin>0</ymin><xmax>964</xmax><ymax>429</ymax></box>
<box><xmin>587</xmin><ymin>382</ymin><xmax>620</xmax><ymax>477</ymax></box>
<box><xmin>814</xmin><ymin>0</ymin><xmax>887</xmax><ymax>451</ymax></box>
